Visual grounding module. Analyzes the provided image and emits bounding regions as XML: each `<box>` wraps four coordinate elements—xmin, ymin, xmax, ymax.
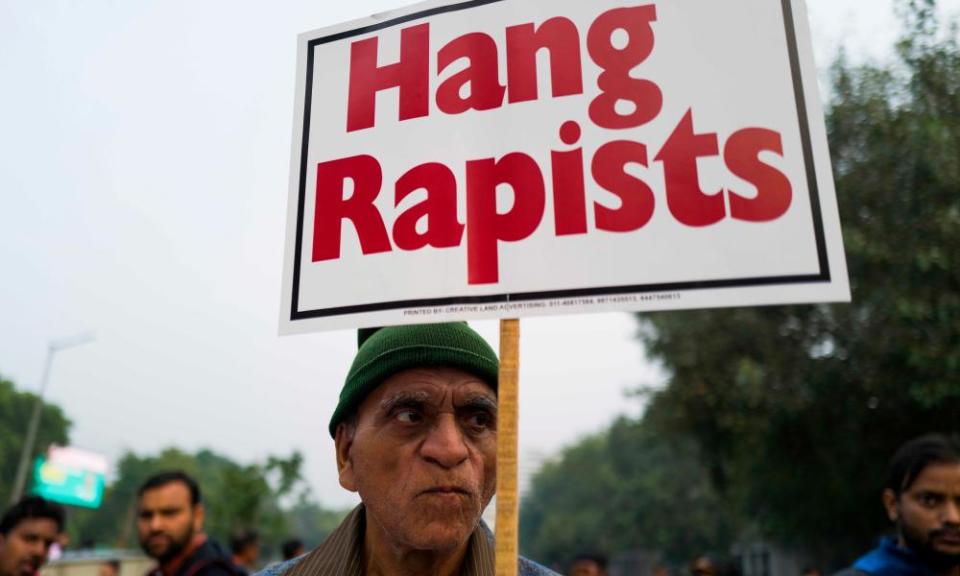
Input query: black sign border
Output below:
<box><xmin>291</xmin><ymin>0</ymin><xmax>830</xmax><ymax>321</ymax></box>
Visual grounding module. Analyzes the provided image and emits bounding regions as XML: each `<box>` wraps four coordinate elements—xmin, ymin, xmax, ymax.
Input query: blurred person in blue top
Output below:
<box><xmin>835</xmin><ymin>434</ymin><xmax>960</xmax><ymax>576</ymax></box>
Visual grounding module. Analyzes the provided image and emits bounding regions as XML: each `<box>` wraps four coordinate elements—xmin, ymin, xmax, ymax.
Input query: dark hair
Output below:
<box><xmin>230</xmin><ymin>530</ymin><xmax>259</xmax><ymax>554</ymax></box>
<box><xmin>0</xmin><ymin>496</ymin><xmax>66</xmax><ymax>535</ymax></box>
<box><xmin>281</xmin><ymin>538</ymin><xmax>304</xmax><ymax>561</ymax></box>
<box><xmin>137</xmin><ymin>470</ymin><xmax>202</xmax><ymax>506</ymax></box>
<box><xmin>572</xmin><ymin>553</ymin><xmax>608</xmax><ymax>570</ymax></box>
<box><xmin>886</xmin><ymin>433</ymin><xmax>960</xmax><ymax>496</ymax></box>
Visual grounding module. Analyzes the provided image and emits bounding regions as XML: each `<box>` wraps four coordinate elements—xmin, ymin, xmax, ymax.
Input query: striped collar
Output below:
<box><xmin>282</xmin><ymin>504</ymin><xmax>494</xmax><ymax>576</ymax></box>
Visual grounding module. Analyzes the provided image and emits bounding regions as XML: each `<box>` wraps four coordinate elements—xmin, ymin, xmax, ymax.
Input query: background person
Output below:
<box><xmin>99</xmin><ymin>559</ymin><xmax>122</xmax><ymax>576</ymax></box>
<box><xmin>230</xmin><ymin>531</ymin><xmax>259</xmax><ymax>576</ymax></box>
<box><xmin>0</xmin><ymin>496</ymin><xmax>65</xmax><ymax>576</ymax></box>
<box><xmin>279</xmin><ymin>540</ymin><xmax>303</xmax><ymax>562</ymax></box>
<box><xmin>137</xmin><ymin>471</ymin><xmax>237</xmax><ymax>576</ymax></box>
<box><xmin>835</xmin><ymin>434</ymin><xmax>960</xmax><ymax>576</ymax></box>
<box><xmin>568</xmin><ymin>553</ymin><xmax>608</xmax><ymax>576</ymax></box>
<box><xmin>690</xmin><ymin>556</ymin><xmax>717</xmax><ymax>576</ymax></box>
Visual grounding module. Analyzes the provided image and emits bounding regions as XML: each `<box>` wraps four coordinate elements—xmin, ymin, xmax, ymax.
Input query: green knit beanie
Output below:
<box><xmin>328</xmin><ymin>322</ymin><xmax>499</xmax><ymax>437</ymax></box>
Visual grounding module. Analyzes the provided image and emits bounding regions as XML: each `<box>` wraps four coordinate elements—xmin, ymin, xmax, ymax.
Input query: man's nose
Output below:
<box><xmin>421</xmin><ymin>413</ymin><xmax>470</xmax><ymax>468</ymax></box>
<box><xmin>27</xmin><ymin>540</ymin><xmax>47</xmax><ymax>558</ymax></box>
<box><xmin>944</xmin><ymin>500</ymin><xmax>960</xmax><ymax>525</ymax></box>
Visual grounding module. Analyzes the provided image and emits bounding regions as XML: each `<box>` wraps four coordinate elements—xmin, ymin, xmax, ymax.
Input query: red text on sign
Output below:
<box><xmin>346</xmin><ymin>6</ymin><xmax>660</xmax><ymax>132</ymax></box>
<box><xmin>313</xmin><ymin>114</ymin><xmax>791</xmax><ymax>284</ymax></box>
<box><xmin>313</xmin><ymin>3</ymin><xmax>794</xmax><ymax>285</ymax></box>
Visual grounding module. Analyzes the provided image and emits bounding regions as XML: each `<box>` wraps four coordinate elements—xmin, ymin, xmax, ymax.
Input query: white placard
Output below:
<box><xmin>280</xmin><ymin>0</ymin><xmax>849</xmax><ymax>333</ymax></box>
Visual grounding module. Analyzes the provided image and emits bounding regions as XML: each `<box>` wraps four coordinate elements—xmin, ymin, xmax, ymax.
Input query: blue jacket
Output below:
<box><xmin>839</xmin><ymin>537</ymin><xmax>939</xmax><ymax>576</ymax></box>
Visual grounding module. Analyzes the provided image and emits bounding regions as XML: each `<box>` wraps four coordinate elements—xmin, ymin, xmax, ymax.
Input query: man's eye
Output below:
<box><xmin>922</xmin><ymin>494</ymin><xmax>941</xmax><ymax>507</ymax></box>
<box><xmin>396</xmin><ymin>409</ymin><xmax>422</xmax><ymax>424</ymax></box>
<box><xmin>465</xmin><ymin>412</ymin><xmax>494</xmax><ymax>430</ymax></box>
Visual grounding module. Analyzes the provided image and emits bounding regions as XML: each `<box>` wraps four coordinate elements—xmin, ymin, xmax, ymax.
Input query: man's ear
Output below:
<box><xmin>335</xmin><ymin>423</ymin><xmax>358</xmax><ymax>492</ymax></box>
<box><xmin>192</xmin><ymin>502</ymin><xmax>206</xmax><ymax>532</ymax></box>
<box><xmin>882</xmin><ymin>488</ymin><xmax>899</xmax><ymax>523</ymax></box>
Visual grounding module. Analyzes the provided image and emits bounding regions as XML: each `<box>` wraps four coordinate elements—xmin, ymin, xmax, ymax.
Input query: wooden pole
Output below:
<box><xmin>495</xmin><ymin>318</ymin><xmax>520</xmax><ymax>576</ymax></box>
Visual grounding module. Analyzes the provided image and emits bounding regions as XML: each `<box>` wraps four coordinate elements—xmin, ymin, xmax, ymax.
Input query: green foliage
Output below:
<box><xmin>633</xmin><ymin>1</ymin><xmax>960</xmax><ymax>564</ymax></box>
<box><xmin>520</xmin><ymin>417</ymin><xmax>734</xmax><ymax>567</ymax></box>
<box><xmin>522</xmin><ymin>2</ymin><xmax>960</xmax><ymax>568</ymax></box>
<box><xmin>0</xmin><ymin>374</ymin><xmax>344</xmax><ymax>560</ymax></box>
<box><xmin>283</xmin><ymin>496</ymin><xmax>350</xmax><ymax>549</ymax></box>
<box><xmin>0</xmin><ymin>376</ymin><xmax>71</xmax><ymax>504</ymax></box>
<box><xmin>69</xmin><ymin>447</ymin><xmax>322</xmax><ymax>557</ymax></box>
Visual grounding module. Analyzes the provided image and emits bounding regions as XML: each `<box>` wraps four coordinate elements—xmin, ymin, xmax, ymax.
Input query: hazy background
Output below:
<box><xmin>1</xmin><ymin>0</ymin><xmax>957</xmax><ymax>508</ymax></box>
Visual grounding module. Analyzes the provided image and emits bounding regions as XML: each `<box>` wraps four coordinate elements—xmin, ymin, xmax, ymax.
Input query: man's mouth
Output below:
<box><xmin>932</xmin><ymin>529</ymin><xmax>960</xmax><ymax>547</ymax></box>
<box><xmin>421</xmin><ymin>486</ymin><xmax>470</xmax><ymax>496</ymax></box>
<box><xmin>147</xmin><ymin>534</ymin><xmax>171</xmax><ymax>548</ymax></box>
<box><xmin>937</xmin><ymin>532</ymin><xmax>960</xmax><ymax>541</ymax></box>
<box><xmin>18</xmin><ymin>559</ymin><xmax>39</xmax><ymax>576</ymax></box>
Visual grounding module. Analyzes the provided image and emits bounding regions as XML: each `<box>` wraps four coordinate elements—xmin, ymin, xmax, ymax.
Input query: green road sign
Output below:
<box><xmin>31</xmin><ymin>456</ymin><xmax>105</xmax><ymax>509</ymax></box>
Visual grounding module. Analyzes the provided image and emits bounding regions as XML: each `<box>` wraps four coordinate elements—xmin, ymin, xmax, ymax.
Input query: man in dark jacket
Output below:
<box><xmin>0</xmin><ymin>496</ymin><xmax>65</xmax><ymax>576</ymax></box>
<box><xmin>229</xmin><ymin>530</ymin><xmax>259</xmax><ymax>576</ymax></box>
<box><xmin>836</xmin><ymin>434</ymin><xmax>960</xmax><ymax>576</ymax></box>
<box><xmin>138</xmin><ymin>471</ymin><xmax>237</xmax><ymax>576</ymax></box>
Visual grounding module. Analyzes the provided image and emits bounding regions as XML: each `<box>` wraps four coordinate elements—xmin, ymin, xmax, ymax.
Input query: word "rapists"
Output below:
<box><xmin>311</xmin><ymin>4</ymin><xmax>794</xmax><ymax>285</ymax></box>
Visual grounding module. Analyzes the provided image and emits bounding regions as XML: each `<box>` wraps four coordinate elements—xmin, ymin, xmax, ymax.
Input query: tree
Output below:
<box><xmin>283</xmin><ymin>496</ymin><xmax>350</xmax><ymax>549</ymax></box>
<box><xmin>634</xmin><ymin>0</ymin><xmax>960</xmax><ymax>564</ymax></box>
<box><xmin>520</xmin><ymin>1</ymin><xmax>960</xmax><ymax>567</ymax></box>
<box><xmin>0</xmin><ymin>375</ymin><xmax>71</xmax><ymax>503</ymax></box>
<box><xmin>520</xmin><ymin>417</ymin><xmax>735</xmax><ymax>568</ymax></box>
<box><xmin>70</xmin><ymin>447</ymin><xmax>316</xmax><ymax>555</ymax></box>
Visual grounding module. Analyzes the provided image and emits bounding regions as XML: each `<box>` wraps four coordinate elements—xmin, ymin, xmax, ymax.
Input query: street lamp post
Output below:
<box><xmin>9</xmin><ymin>332</ymin><xmax>95</xmax><ymax>505</ymax></box>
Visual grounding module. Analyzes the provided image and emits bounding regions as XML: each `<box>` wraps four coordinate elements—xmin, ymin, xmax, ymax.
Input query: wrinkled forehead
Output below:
<box><xmin>363</xmin><ymin>367</ymin><xmax>496</xmax><ymax>411</ymax></box>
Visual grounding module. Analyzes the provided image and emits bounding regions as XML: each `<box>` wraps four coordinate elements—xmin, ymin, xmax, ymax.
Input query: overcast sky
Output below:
<box><xmin>1</xmin><ymin>0</ymin><xmax>958</xmax><ymax>510</ymax></box>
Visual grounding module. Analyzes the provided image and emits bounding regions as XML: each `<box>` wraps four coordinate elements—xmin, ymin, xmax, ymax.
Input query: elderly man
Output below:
<box><xmin>261</xmin><ymin>322</ymin><xmax>556</xmax><ymax>576</ymax></box>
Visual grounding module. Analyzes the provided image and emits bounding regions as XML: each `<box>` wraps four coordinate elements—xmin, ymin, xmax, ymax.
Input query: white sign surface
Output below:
<box><xmin>281</xmin><ymin>0</ymin><xmax>849</xmax><ymax>333</ymax></box>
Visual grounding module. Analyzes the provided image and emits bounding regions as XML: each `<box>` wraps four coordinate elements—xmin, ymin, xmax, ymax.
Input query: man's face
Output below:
<box><xmin>570</xmin><ymin>559</ymin><xmax>606</xmax><ymax>576</ymax></box>
<box><xmin>691</xmin><ymin>557</ymin><xmax>716</xmax><ymax>576</ymax></box>
<box><xmin>884</xmin><ymin>462</ymin><xmax>960</xmax><ymax>566</ymax></box>
<box><xmin>236</xmin><ymin>542</ymin><xmax>259</xmax><ymax>566</ymax></box>
<box><xmin>0</xmin><ymin>518</ymin><xmax>60</xmax><ymax>576</ymax></box>
<box><xmin>137</xmin><ymin>482</ymin><xmax>203</xmax><ymax>563</ymax></box>
<box><xmin>336</xmin><ymin>367</ymin><xmax>497</xmax><ymax>553</ymax></box>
